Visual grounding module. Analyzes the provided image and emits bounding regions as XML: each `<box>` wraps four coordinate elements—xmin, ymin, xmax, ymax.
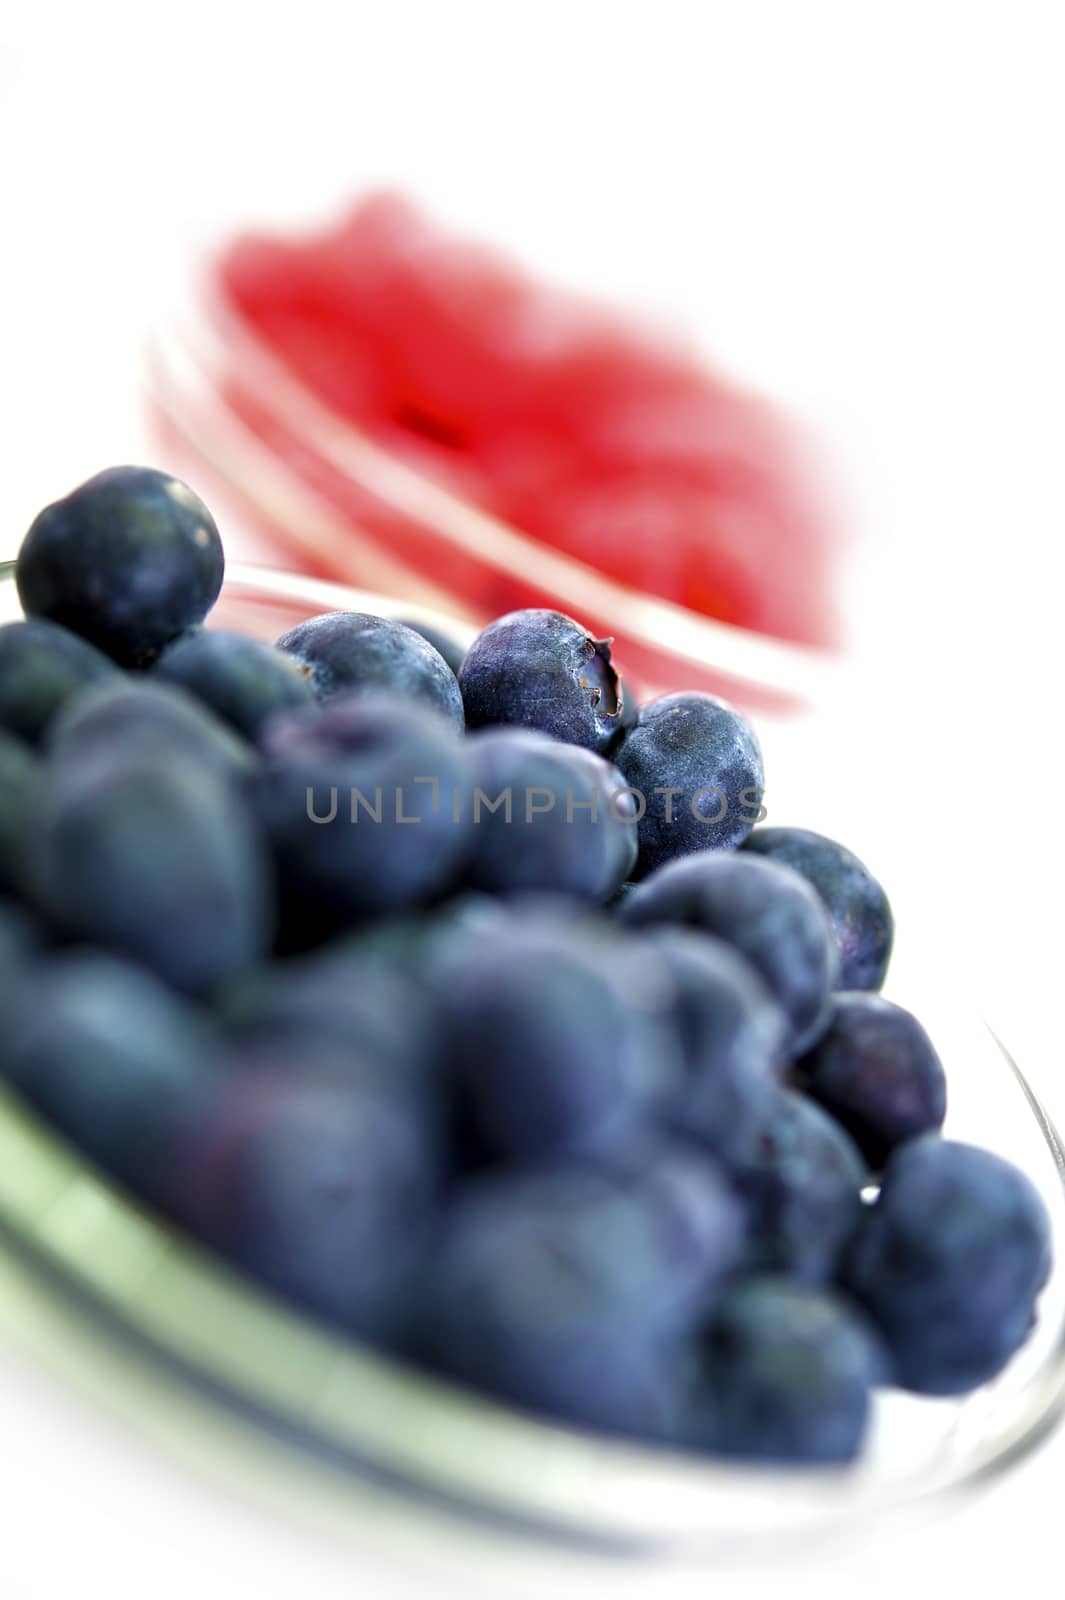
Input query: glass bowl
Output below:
<box><xmin>2</xmin><ymin>560</ymin><xmax>1065</xmax><ymax>1567</ymax></box>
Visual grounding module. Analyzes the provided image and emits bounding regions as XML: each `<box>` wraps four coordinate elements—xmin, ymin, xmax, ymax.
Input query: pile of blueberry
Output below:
<box><xmin>0</xmin><ymin>466</ymin><xmax>1053</xmax><ymax>1467</ymax></box>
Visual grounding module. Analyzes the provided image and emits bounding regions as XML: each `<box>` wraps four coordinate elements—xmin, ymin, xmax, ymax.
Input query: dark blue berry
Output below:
<box><xmin>686</xmin><ymin>1278</ymin><xmax>885</xmax><ymax>1464</ymax></box>
<box><xmin>17</xmin><ymin>467</ymin><xmax>225</xmax><ymax>666</ymax></box>
<box><xmin>30</xmin><ymin>750</ymin><xmax>274</xmax><ymax>994</ymax></box>
<box><xmin>433</xmin><ymin>917</ymin><xmax>682</xmax><ymax>1166</ymax></box>
<box><xmin>217</xmin><ymin>941</ymin><xmax>440</xmax><ymax>1088</ymax></box>
<box><xmin>175</xmin><ymin>1063</ymin><xmax>442</xmax><ymax>1342</ymax></box>
<box><xmin>605</xmin><ymin>880</ymin><xmax>640</xmax><ymax>913</ymax></box>
<box><xmin>612</xmin><ymin>692</ymin><xmax>764</xmax><ymax>873</ymax></box>
<box><xmin>47</xmin><ymin>677</ymin><xmax>254</xmax><ymax>783</ymax></box>
<box><xmin>844</xmin><ymin>1135</ymin><xmax>1053</xmax><ymax>1395</ymax></box>
<box><xmin>0</xmin><ymin>731</ymin><xmax>41</xmax><ymax>895</ymax></box>
<box><xmin>621</xmin><ymin>852</ymin><xmax>840</xmax><ymax>1054</ymax></box>
<box><xmin>464</xmin><ymin>727</ymin><xmax>637</xmax><ymax>901</ymax></box>
<box><xmin>584</xmin><ymin>1137</ymin><xmax>749</xmax><ymax>1323</ymax></box>
<box><xmin>154</xmin><ymin>627</ymin><xmax>317</xmax><ymax>740</ymax></box>
<box><xmin>276</xmin><ymin>612</ymin><xmax>464</xmax><ymax>730</ymax></box>
<box><xmin>323</xmin><ymin>893</ymin><xmax>517</xmax><ymax>985</ymax></box>
<box><xmin>397</xmin><ymin>617</ymin><xmax>467</xmax><ymax>677</ymax></box>
<box><xmin>797</xmin><ymin>993</ymin><xmax>947</xmax><ymax>1167</ymax></box>
<box><xmin>417</xmin><ymin>1157</ymin><xmax>740</xmax><ymax>1439</ymax></box>
<box><xmin>645</xmin><ymin>928</ymin><xmax>787</xmax><ymax>1160</ymax></box>
<box><xmin>2</xmin><ymin>951</ymin><xmax>222</xmax><ymax>1209</ymax></box>
<box><xmin>458</xmin><ymin>609</ymin><xmax>624</xmax><ymax>754</ymax></box>
<box><xmin>0</xmin><ymin>619</ymin><xmax>119</xmax><ymax>745</ymax></box>
<box><xmin>617</xmin><ymin>677</ymin><xmax>640</xmax><ymax>732</ymax></box>
<box><xmin>0</xmin><ymin>896</ymin><xmax>40</xmax><ymax>959</ymax></box>
<box><xmin>743</xmin><ymin>826</ymin><xmax>894</xmax><ymax>991</ymax></box>
<box><xmin>0</xmin><ymin>898</ymin><xmax>42</xmax><ymax>1007</ymax></box>
<box><xmin>723</xmin><ymin>1089</ymin><xmax>868</xmax><ymax>1283</ymax></box>
<box><xmin>253</xmin><ymin>693</ymin><xmax>474</xmax><ymax>919</ymax></box>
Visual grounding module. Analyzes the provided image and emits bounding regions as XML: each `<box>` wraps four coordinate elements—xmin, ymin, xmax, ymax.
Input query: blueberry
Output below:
<box><xmin>645</xmin><ymin>928</ymin><xmax>787</xmax><ymax>1160</ymax></box>
<box><xmin>605</xmin><ymin>880</ymin><xmax>640</xmax><ymax>913</ymax></box>
<box><xmin>743</xmin><ymin>826</ymin><xmax>894</xmax><ymax>991</ymax></box>
<box><xmin>276</xmin><ymin>612</ymin><xmax>464</xmax><ymax>730</ymax></box>
<box><xmin>612</xmin><ymin>692</ymin><xmax>764</xmax><ymax>873</ymax></box>
<box><xmin>0</xmin><ymin>731</ymin><xmax>41</xmax><ymax>895</ymax></box>
<box><xmin>686</xmin><ymin>1278</ymin><xmax>885</xmax><ymax>1464</ymax></box>
<box><xmin>458</xmin><ymin>609</ymin><xmax>624</xmax><ymax>754</ymax></box>
<box><xmin>323</xmin><ymin>893</ymin><xmax>514</xmax><ymax>985</ymax></box>
<box><xmin>417</xmin><ymin>1160</ymin><xmax>738</xmax><ymax>1439</ymax></box>
<box><xmin>0</xmin><ymin>898</ymin><xmax>43</xmax><ymax>1020</ymax></box>
<box><xmin>29</xmin><ymin>750</ymin><xmax>274</xmax><ymax>994</ymax></box>
<box><xmin>722</xmin><ymin>1089</ymin><xmax>868</xmax><ymax>1283</ymax></box>
<box><xmin>0</xmin><ymin>619</ymin><xmax>119</xmax><ymax>745</ymax></box>
<box><xmin>154</xmin><ymin>628</ymin><xmax>317</xmax><ymax>740</ymax></box>
<box><xmin>46</xmin><ymin>677</ymin><xmax>254</xmax><ymax>783</ymax></box>
<box><xmin>0</xmin><ymin>897</ymin><xmax>42</xmax><ymax>972</ymax></box>
<box><xmin>253</xmin><ymin>693</ymin><xmax>473</xmax><ymax>919</ymax></box>
<box><xmin>396</xmin><ymin>617</ymin><xmax>467</xmax><ymax>677</ymax></box>
<box><xmin>586</xmin><ymin>1137</ymin><xmax>749</xmax><ymax>1323</ymax></box>
<box><xmin>2</xmin><ymin>951</ymin><xmax>222</xmax><ymax>1209</ymax></box>
<box><xmin>797</xmin><ymin>994</ymin><xmax>947</xmax><ymax>1167</ymax></box>
<box><xmin>175</xmin><ymin>1064</ymin><xmax>442</xmax><ymax>1342</ymax></box>
<box><xmin>217</xmin><ymin>941</ymin><xmax>439</xmax><ymax>1087</ymax></box>
<box><xmin>621</xmin><ymin>852</ymin><xmax>839</xmax><ymax>1054</ymax></box>
<box><xmin>617</xmin><ymin>677</ymin><xmax>640</xmax><ymax>733</ymax></box>
<box><xmin>844</xmin><ymin>1135</ymin><xmax>1053</xmax><ymax>1395</ymax></box>
<box><xmin>17</xmin><ymin>467</ymin><xmax>225</xmax><ymax>666</ymax></box>
<box><xmin>464</xmin><ymin>727</ymin><xmax>637</xmax><ymax>901</ymax></box>
<box><xmin>433</xmin><ymin>917</ymin><xmax>682</xmax><ymax>1166</ymax></box>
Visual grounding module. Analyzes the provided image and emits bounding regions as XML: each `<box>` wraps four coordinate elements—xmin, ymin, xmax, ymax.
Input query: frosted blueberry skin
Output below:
<box><xmin>721</xmin><ymin>1089</ymin><xmax>868</xmax><ymax>1284</ymax></box>
<box><xmin>174</xmin><ymin>1062</ymin><xmax>443</xmax><ymax>1343</ymax></box>
<box><xmin>154</xmin><ymin>628</ymin><xmax>317</xmax><ymax>740</ymax></box>
<box><xmin>606</xmin><ymin>880</ymin><xmax>640</xmax><ymax>913</ymax></box>
<box><xmin>29</xmin><ymin>751</ymin><xmax>275</xmax><ymax>996</ymax></box>
<box><xmin>464</xmin><ymin>727</ymin><xmax>637</xmax><ymax>902</ymax></box>
<box><xmin>583</xmin><ymin>1136</ymin><xmax>750</xmax><ymax>1324</ymax></box>
<box><xmin>217</xmin><ymin>944</ymin><xmax>440</xmax><ymax>1086</ymax></box>
<box><xmin>0</xmin><ymin>896</ymin><xmax>40</xmax><ymax>959</ymax></box>
<box><xmin>16</xmin><ymin>466</ymin><xmax>224</xmax><ymax>667</ymax></box>
<box><xmin>0</xmin><ymin>898</ymin><xmax>43</xmax><ymax>1007</ymax></box>
<box><xmin>686</xmin><ymin>1278</ymin><xmax>886</xmax><ymax>1464</ymax></box>
<box><xmin>415</xmin><ymin>1158</ymin><xmax>743</xmax><ymax>1441</ymax></box>
<box><xmin>46</xmin><ymin>677</ymin><xmax>254</xmax><ymax>783</ymax></box>
<box><xmin>645</xmin><ymin>928</ymin><xmax>787</xmax><ymax>1161</ymax></box>
<box><xmin>0</xmin><ymin>732</ymin><xmax>41</xmax><ymax>895</ymax></box>
<box><xmin>796</xmin><ymin>993</ymin><xmax>947</xmax><ymax>1168</ymax></box>
<box><xmin>276</xmin><ymin>611</ymin><xmax>464</xmax><ymax>731</ymax></box>
<box><xmin>621</xmin><ymin>852</ymin><xmax>840</xmax><ymax>1055</ymax></box>
<box><xmin>1</xmin><ymin>952</ymin><xmax>222</xmax><ymax>1209</ymax></box>
<box><xmin>617</xmin><ymin>677</ymin><xmax>640</xmax><ymax>733</ymax></box>
<box><xmin>0</xmin><ymin>619</ymin><xmax>119</xmax><ymax>745</ymax></box>
<box><xmin>612</xmin><ymin>692</ymin><xmax>764</xmax><ymax>875</ymax></box>
<box><xmin>432</xmin><ymin>918</ymin><xmax>683</xmax><ymax>1166</ymax></box>
<box><xmin>324</xmin><ymin>894</ymin><xmax>597</xmax><ymax>999</ymax></box>
<box><xmin>844</xmin><ymin>1135</ymin><xmax>1053</xmax><ymax>1396</ymax></box>
<box><xmin>743</xmin><ymin>825</ymin><xmax>894</xmax><ymax>991</ymax></box>
<box><xmin>458</xmin><ymin>609</ymin><xmax>624</xmax><ymax>755</ymax></box>
<box><xmin>252</xmin><ymin>693</ymin><xmax>474</xmax><ymax>919</ymax></box>
<box><xmin>396</xmin><ymin>617</ymin><xmax>467</xmax><ymax>677</ymax></box>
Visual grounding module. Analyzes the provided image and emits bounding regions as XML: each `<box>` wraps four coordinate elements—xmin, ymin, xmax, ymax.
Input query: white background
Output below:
<box><xmin>2</xmin><ymin>2</ymin><xmax>1064</xmax><ymax>1595</ymax></box>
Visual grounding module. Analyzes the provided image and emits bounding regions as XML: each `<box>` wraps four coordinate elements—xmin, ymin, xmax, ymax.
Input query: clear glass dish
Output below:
<box><xmin>2</xmin><ymin>559</ymin><xmax>1065</xmax><ymax>1566</ymax></box>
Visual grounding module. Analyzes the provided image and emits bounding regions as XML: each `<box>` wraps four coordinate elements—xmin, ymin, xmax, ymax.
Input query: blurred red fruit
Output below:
<box><xmin>214</xmin><ymin>193</ymin><xmax>840</xmax><ymax>647</ymax></box>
